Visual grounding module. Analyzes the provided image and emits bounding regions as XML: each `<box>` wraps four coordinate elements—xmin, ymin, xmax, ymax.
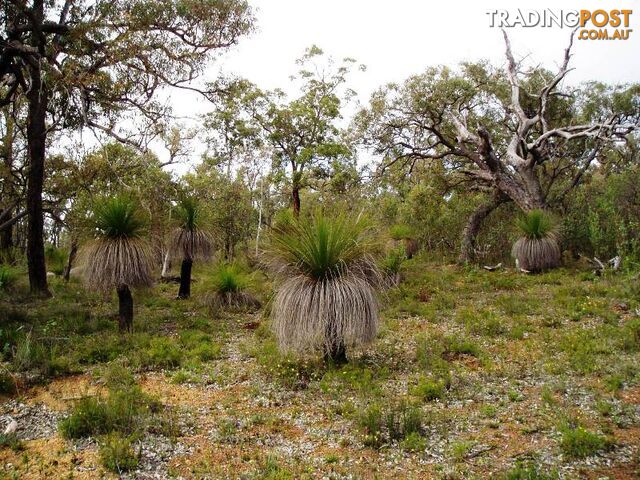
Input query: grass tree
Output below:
<box><xmin>206</xmin><ymin>263</ymin><xmax>260</xmax><ymax>315</ymax></box>
<box><xmin>83</xmin><ymin>197</ymin><xmax>154</xmax><ymax>332</ymax></box>
<box><xmin>169</xmin><ymin>197</ymin><xmax>213</xmax><ymax>299</ymax></box>
<box><xmin>267</xmin><ymin>212</ymin><xmax>381</xmax><ymax>364</ymax></box>
<box><xmin>512</xmin><ymin>210</ymin><xmax>561</xmax><ymax>273</ymax></box>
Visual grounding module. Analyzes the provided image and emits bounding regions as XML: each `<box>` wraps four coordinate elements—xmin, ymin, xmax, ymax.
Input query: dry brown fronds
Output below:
<box><xmin>82</xmin><ymin>237</ymin><xmax>155</xmax><ymax>291</ymax></box>
<box><xmin>168</xmin><ymin>228</ymin><xmax>213</xmax><ymax>261</ymax></box>
<box><xmin>272</xmin><ymin>272</ymin><xmax>379</xmax><ymax>357</ymax></box>
<box><xmin>512</xmin><ymin>235</ymin><xmax>561</xmax><ymax>273</ymax></box>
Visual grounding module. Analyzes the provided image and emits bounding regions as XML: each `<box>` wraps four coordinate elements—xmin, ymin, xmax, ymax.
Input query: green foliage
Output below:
<box><xmin>381</xmin><ymin>247</ymin><xmax>405</xmax><ymax>276</ymax></box>
<box><xmin>0</xmin><ymin>265</ymin><xmax>17</xmax><ymax>291</ymax></box>
<box><xmin>411</xmin><ymin>376</ymin><xmax>448</xmax><ymax>401</ymax></box>
<box><xmin>59</xmin><ymin>384</ymin><xmax>159</xmax><ymax>439</ymax></box>
<box><xmin>563</xmin><ymin>166</ymin><xmax>640</xmax><ymax>264</ymax></box>
<box><xmin>174</xmin><ymin>196</ymin><xmax>202</xmax><ymax>232</ymax></box>
<box><xmin>400</xmin><ymin>431</ymin><xmax>427</xmax><ymax>452</ymax></box>
<box><xmin>45</xmin><ymin>245</ymin><xmax>67</xmax><ymax>276</ymax></box>
<box><xmin>559</xmin><ymin>425</ymin><xmax>612</xmax><ymax>458</ymax></box>
<box><xmin>142</xmin><ymin>337</ymin><xmax>183</xmax><ymax>369</ymax></box>
<box><xmin>357</xmin><ymin>400</ymin><xmax>425</xmax><ymax>448</ymax></box>
<box><xmin>269</xmin><ymin>211</ymin><xmax>375</xmax><ymax>280</ymax></box>
<box><xmin>389</xmin><ymin>224</ymin><xmax>413</xmax><ymax>240</ymax></box>
<box><xmin>516</xmin><ymin>210</ymin><xmax>555</xmax><ymax>240</ymax></box>
<box><xmin>99</xmin><ymin>433</ymin><xmax>139</xmax><ymax>473</ymax></box>
<box><xmin>211</xmin><ymin>264</ymin><xmax>249</xmax><ymax>294</ymax></box>
<box><xmin>91</xmin><ymin>196</ymin><xmax>147</xmax><ymax>239</ymax></box>
<box><xmin>0</xmin><ymin>433</ymin><xmax>24</xmax><ymax>452</ymax></box>
<box><xmin>255</xmin><ymin>455</ymin><xmax>293</xmax><ymax>480</ymax></box>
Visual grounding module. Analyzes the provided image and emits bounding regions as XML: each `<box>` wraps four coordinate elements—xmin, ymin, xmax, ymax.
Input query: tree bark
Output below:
<box><xmin>177</xmin><ymin>257</ymin><xmax>193</xmax><ymax>299</ymax></box>
<box><xmin>116</xmin><ymin>284</ymin><xmax>134</xmax><ymax>332</ymax></box>
<box><xmin>1</xmin><ymin>112</ymin><xmax>16</xmax><ymax>260</ymax></box>
<box><xmin>25</xmin><ymin>0</ymin><xmax>51</xmax><ymax>297</ymax></box>
<box><xmin>63</xmin><ymin>237</ymin><xmax>78</xmax><ymax>282</ymax></box>
<box><xmin>458</xmin><ymin>191</ymin><xmax>509</xmax><ymax>264</ymax></box>
<box><xmin>292</xmin><ymin>186</ymin><xmax>301</xmax><ymax>217</ymax></box>
<box><xmin>161</xmin><ymin>250</ymin><xmax>171</xmax><ymax>278</ymax></box>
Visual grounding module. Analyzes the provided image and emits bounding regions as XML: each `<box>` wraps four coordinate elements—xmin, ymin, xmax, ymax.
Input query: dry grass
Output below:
<box><xmin>169</xmin><ymin>229</ymin><xmax>213</xmax><ymax>262</ymax></box>
<box><xmin>512</xmin><ymin>236</ymin><xmax>561</xmax><ymax>272</ymax></box>
<box><xmin>82</xmin><ymin>237</ymin><xmax>154</xmax><ymax>291</ymax></box>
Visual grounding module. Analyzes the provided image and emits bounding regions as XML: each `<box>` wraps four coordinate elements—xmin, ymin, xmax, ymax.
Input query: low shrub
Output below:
<box><xmin>0</xmin><ymin>265</ymin><xmax>17</xmax><ymax>291</ymax></box>
<box><xmin>559</xmin><ymin>425</ymin><xmax>612</xmax><ymax>459</ymax></box>
<box><xmin>99</xmin><ymin>432</ymin><xmax>139</xmax><ymax>473</ymax></box>
<box><xmin>59</xmin><ymin>384</ymin><xmax>159</xmax><ymax>439</ymax></box>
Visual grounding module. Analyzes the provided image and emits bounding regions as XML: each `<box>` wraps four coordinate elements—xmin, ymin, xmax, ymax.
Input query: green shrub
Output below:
<box><xmin>381</xmin><ymin>247</ymin><xmax>405</xmax><ymax>275</ymax></box>
<box><xmin>389</xmin><ymin>224</ymin><xmax>414</xmax><ymax>241</ymax></box>
<box><xmin>411</xmin><ymin>376</ymin><xmax>448</xmax><ymax>401</ymax></box>
<box><xmin>559</xmin><ymin>425</ymin><xmax>612</xmax><ymax>459</ymax></box>
<box><xmin>358</xmin><ymin>403</ymin><xmax>383</xmax><ymax>448</ymax></box>
<box><xmin>0</xmin><ymin>433</ymin><xmax>24</xmax><ymax>452</ymax></box>
<box><xmin>400</xmin><ymin>431</ymin><xmax>427</xmax><ymax>452</ymax></box>
<box><xmin>189</xmin><ymin>342</ymin><xmax>221</xmax><ymax>362</ymax></box>
<box><xmin>207</xmin><ymin>264</ymin><xmax>260</xmax><ymax>313</ymax></box>
<box><xmin>59</xmin><ymin>385</ymin><xmax>157</xmax><ymax>439</ymax></box>
<box><xmin>99</xmin><ymin>433</ymin><xmax>139</xmax><ymax>473</ymax></box>
<box><xmin>0</xmin><ymin>265</ymin><xmax>17</xmax><ymax>291</ymax></box>
<box><xmin>0</xmin><ymin>370</ymin><xmax>16</xmax><ymax>394</ymax></box>
<box><xmin>443</xmin><ymin>335</ymin><xmax>481</xmax><ymax>357</ymax></box>
<box><xmin>143</xmin><ymin>337</ymin><xmax>183</xmax><ymax>369</ymax></box>
<box><xmin>45</xmin><ymin>244</ymin><xmax>67</xmax><ymax>276</ymax></box>
<box><xmin>358</xmin><ymin>399</ymin><xmax>424</xmax><ymax>448</ymax></box>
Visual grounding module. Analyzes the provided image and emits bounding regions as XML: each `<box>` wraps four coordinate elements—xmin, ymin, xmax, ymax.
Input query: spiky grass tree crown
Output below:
<box><xmin>267</xmin><ymin>212</ymin><xmax>381</xmax><ymax>357</ymax></box>
<box><xmin>206</xmin><ymin>263</ymin><xmax>260</xmax><ymax>313</ymax></box>
<box><xmin>269</xmin><ymin>212</ymin><xmax>378</xmax><ymax>281</ymax></box>
<box><xmin>516</xmin><ymin>209</ymin><xmax>556</xmax><ymax>240</ymax></box>
<box><xmin>212</xmin><ymin>264</ymin><xmax>248</xmax><ymax>294</ymax></box>
<box><xmin>169</xmin><ymin>196</ymin><xmax>212</xmax><ymax>261</ymax></box>
<box><xmin>93</xmin><ymin>196</ymin><xmax>147</xmax><ymax>239</ymax></box>
<box><xmin>512</xmin><ymin>209</ymin><xmax>561</xmax><ymax>272</ymax></box>
<box><xmin>83</xmin><ymin>196</ymin><xmax>154</xmax><ymax>291</ymax></box>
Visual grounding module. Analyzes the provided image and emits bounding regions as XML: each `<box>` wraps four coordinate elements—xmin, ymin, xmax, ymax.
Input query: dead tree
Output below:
<box><xmin>359</xmin><ymin>31</ymin><xmax>638</xmax><ymax>263</ymax></box>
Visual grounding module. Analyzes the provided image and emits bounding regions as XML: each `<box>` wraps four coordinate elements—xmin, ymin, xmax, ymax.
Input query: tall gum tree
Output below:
<box><xmin>207</xmin><ymin>46</ymin><xmax>362</xmax><ymax>216</ymax></box>
<box><xmin>0</xmin><ymin>0</ymin><xmax>254</xmax><ymax>296</ymax></box>
<box><xmin>357</xmin><ymin>32</ymin><xmax>639</xmax><ymax>263</ymax></box>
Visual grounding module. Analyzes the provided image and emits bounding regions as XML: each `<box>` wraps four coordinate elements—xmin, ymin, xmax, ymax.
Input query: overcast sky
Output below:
<box><xmin>164</xmin><ymin>0</ymin><xmax>640</xmax><ymax>170</ymax></box>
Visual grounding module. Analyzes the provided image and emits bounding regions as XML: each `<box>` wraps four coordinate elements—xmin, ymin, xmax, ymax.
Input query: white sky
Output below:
<box><xmin>163</xmin><ymin>0</ymin><xmax>640</xmax><ymax>172</ymax></box>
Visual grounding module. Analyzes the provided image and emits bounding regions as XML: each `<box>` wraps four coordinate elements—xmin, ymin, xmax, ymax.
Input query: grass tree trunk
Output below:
<box><xmin>63</xmin><ymin>237</ymin><xmax>78</xmax><ymax>282</ymax></box>
<box><xmin>458</xmin><ymin>191</ymin><xmax>509</xmax><ymax>264</ymax></box>
<box><xmin>116</xmin><ymin>284</ymin><xmax>134</xmax><ymax>332</ymax></box>
<box><xmin>178</xmin><ymin>258</ymin><xmax>193</xmax><ymax>299</ymax></box>
<box><xmin>324</xmin><ymin>316</ymin><xmax>347</xmax><ymax>365</ymax></box>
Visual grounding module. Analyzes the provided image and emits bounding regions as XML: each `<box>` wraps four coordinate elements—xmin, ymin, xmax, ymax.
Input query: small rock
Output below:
<box><xmin>4</xmin><ymin>419</ymin><xmax>18</xmax><ymax>435</ymax></box>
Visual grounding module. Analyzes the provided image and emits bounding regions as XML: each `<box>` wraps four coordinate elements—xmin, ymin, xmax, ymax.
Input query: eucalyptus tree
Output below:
<box><xmin>357</xmin><ymin>32</ymin><xmax>639</xmax><ymax>263</ymax></box>
<box><xmin>207</xmin><ymin>46</ymin><xmax>361</xmax><ymax>216</ymax></box>
<box><xmin>0</xmin><ymin>0</ymin><xmax>254</xmax><ymax>296</ymax></box>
